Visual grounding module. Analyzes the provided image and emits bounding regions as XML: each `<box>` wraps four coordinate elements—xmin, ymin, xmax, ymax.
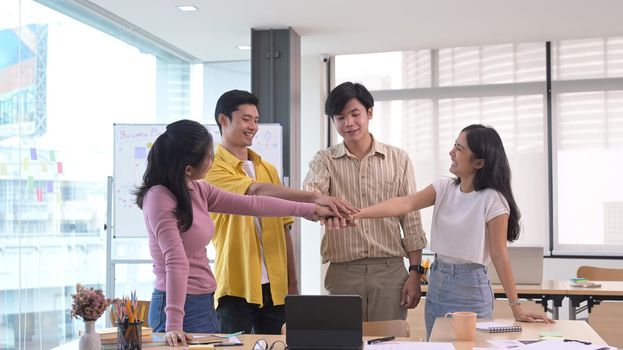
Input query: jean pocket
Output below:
<box><xmin>456</xmin><ymin>271</ymin><xmax>479</xmax><ymax>288</ymax></box>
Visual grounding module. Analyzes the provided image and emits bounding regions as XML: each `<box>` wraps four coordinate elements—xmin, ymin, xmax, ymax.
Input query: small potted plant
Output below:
<box><xmin>71</xmin><ymin>284</ymin><xmax>112</xmax><ymax>350</ymax></box>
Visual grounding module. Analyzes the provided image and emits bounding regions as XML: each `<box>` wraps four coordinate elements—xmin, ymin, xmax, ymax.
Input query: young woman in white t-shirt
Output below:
<box><xmin>355</xmin><ymin>124</ymin><xmax>553</xmax><ymax>338</ymax></box>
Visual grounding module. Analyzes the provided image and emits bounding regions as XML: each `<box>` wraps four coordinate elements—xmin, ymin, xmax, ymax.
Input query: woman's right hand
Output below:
<box><xmin>164</xmin><ymin>329</ymin><xmax>192</xmax><ymax>347</ymax></box>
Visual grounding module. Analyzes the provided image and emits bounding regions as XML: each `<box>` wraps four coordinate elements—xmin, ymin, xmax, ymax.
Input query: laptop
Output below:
<box><xmin>487</xmin><ymin>246</ymin><xmax>544</xmax><ymax>285</ymax></box>
<box><xmin>285</xmin><ymin>295</ymin><xmax>363</xmax><ymax>350</ymax></box>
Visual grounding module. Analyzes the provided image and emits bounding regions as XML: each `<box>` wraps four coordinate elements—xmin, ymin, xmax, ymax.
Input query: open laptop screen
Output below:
<box><xmin>285</xmin><ymin>295</ymin><xmax>362</xmax><ymax>350</ymax></box>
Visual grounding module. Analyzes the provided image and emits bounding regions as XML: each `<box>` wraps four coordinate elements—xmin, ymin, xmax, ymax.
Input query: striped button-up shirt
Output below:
<box><xmin>303</xmin><ymin>137</ymin><xmax>428</xmax><ymax>263</ymax></box>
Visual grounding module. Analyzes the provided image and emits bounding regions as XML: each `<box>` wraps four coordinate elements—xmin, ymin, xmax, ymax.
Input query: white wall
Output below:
<box><xmin>299</xmin><ymin>54</ymin><xmax>326</xmax><ymax>295</ymax></box>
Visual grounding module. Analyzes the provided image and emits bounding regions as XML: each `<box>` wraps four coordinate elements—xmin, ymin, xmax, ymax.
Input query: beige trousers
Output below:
<box><xmin>325</xmin><ymin>257</ymin><xmax>408</xmax><ymax>321</ymax></box>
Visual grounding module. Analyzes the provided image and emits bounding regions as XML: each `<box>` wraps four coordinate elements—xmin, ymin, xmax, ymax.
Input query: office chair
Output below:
<box><xmin>577</xmin><ymin>266</ymin><xmax>623</xmax><ymax>281</ymax></box>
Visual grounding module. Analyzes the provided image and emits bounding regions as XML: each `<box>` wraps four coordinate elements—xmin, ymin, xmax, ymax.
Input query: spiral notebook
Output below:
<box><xmin>477</xmin><ymin>322</ymin><xmax>522</xmax><ymax>333</ymax></box>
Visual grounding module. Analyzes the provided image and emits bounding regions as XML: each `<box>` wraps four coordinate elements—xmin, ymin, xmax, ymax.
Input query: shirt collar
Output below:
<box><xmin>215</xmin><ymin>144</ymin><xmax>263</xmax><ymax>167</ymax></box>
<box><xmin>329</xmin><ymin>134</ymin><xmax>387</xmax><ymax>159</ymax></box>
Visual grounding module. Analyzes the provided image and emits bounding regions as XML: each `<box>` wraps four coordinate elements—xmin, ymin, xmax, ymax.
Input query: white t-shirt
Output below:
<box><xmin>430</xmin><ymin>177</ymin><xmax>510</xmax><ymax>266</ymax></box>
<box><xmin>241</xmin><ymin>160</ymin><xmax>270</xmax><ymax>284</ymax></box>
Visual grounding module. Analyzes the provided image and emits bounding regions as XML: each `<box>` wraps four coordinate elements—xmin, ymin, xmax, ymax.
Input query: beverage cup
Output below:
<box><xmin>444</xmin><ymin>311</ymin><xmax>476</xmax><ymax>341</ymax></box>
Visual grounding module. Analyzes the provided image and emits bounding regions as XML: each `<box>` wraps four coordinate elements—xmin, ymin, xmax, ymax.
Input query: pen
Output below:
<box><xmin>564</xmin><ymin>339</ymin><xmax>592</xmax><ymax>345</ymax></box>
<box><xmin>213</xmin><ymin>343</ymin><xmax>243</xmax><ymax>347</ymax></box>
<box><xmin>367</xmin><ymin>336</ymin><xmax>395</xmax><ymax>345</ymax></box>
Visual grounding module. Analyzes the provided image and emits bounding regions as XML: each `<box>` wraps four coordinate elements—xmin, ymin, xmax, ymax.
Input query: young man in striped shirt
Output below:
<box><xmin>303</xmin><ymin>82</ymin><xmax>428</xmax><ymax>321</ymax></box>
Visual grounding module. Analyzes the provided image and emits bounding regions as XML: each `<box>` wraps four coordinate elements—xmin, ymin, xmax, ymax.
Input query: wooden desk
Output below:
<box><xmin>430</xmin><ymin>318</ymin><xmax>607</xmax><ymax>350</ymax></box>
<box><xmin>53</xmin><ymin>334</ymin><xmax>286</xmax><ymax>350</ymax></box>
<box><xmin>493</xmin><ymin>280</ymin><xmax>567</xmax><ymax>320</ymax></box>
<box><xmin>422</xmin><ymin>280</ymin><xmax>567</xmax><ymax>319</ymax></box>
<box><xmin>563</xmin><ymin>281</ymin><xmax>623</xmax><ymax>320</ymax></box>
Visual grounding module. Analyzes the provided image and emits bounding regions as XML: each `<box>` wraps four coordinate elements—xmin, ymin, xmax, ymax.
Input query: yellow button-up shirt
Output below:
<box><xmin>205</xmin><ymin>144</ymin><xmax>293</xmax><ymax>307</ymax></box>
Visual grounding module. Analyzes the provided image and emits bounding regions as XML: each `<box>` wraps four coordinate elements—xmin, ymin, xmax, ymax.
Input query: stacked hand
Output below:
<box><xmin>308</xmin><ymin>193</ymin><xmax>359</xmax><ymax>229</ymax></box>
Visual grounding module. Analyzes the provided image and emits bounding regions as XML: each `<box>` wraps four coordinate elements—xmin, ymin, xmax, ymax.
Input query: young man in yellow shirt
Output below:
<box><xmin>205</xmin><ymin>90</ymin><xmax>355</xmax><ymax>334</ymax></box>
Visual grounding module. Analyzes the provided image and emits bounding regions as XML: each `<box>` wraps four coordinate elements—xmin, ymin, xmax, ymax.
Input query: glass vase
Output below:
<box><xmin>79</xmin><ymin>320</ymin><xmax>101</xmax><ymax>350</ymax></box>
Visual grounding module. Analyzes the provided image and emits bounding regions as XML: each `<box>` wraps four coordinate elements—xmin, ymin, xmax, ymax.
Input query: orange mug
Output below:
<box><xmin>444</xmin><ymin>311</ymin><xmax>477</xmax><ymax>341</ymax></box>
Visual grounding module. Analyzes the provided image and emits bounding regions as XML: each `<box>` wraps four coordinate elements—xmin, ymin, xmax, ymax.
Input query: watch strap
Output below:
<box><xmin>409</xmin><ymin>264</ymin><xmax>425</xmax><ymax>274</ymax></box>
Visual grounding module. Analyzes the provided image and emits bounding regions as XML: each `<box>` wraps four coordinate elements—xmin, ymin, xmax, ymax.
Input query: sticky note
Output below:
<box><xmin>46</xmin><ymin>181</ymin><xmax>54</xmax><ymax>192</ymax></box>
<box><xmin>134</xmin><ymin>147</ymin><xmax>147</xmax><ymax>159</ymax></box>
<box><xmin>30</xmin><ymin>148</ymin><xmax>37</xmax><ymax>160</ymax></box>
<box><xmin>41</xmin><ymin>162</ymin><xmax>48</xmax><ymax>173</ymax></box>
<box><xmin>0</xmin><ymin>163</ymin><xmax>7</xmax><ymax>175</ymax></box>
<box><xmin>27</xmin><ymin>176</ymin><xmax>34</xmax><ymax>189</ymax></box>
<box><xmin>539</xmin><ymin>331</ymin><xmax>562</xmax><ymax>337</ymax></box>
<box><xmin>36</xmin><ymin>188</ymin><xmax>43</xmax><ymax>202</ymax></box>
<box><xmin>57</xmin><ymin>162</ymin><xmax>63</xmax><ymax>174</ymax></box>
<box><xmin>23</xmin><ymin>158</ymin><xmax>29</xmax><ymax>171</ymax></box>
<box><xmin>49</xmin><ymin>150</ymin><xmax>56</xmax><ymax>161</ymax></box>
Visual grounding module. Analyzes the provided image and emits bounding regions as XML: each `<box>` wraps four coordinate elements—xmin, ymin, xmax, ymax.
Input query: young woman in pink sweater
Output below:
<box><xmin>134</xmin><ymin>120</ymin><xmax>333</xmax><ymax>346</ymax></box>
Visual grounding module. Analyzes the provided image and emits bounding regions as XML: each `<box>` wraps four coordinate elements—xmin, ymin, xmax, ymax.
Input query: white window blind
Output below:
<box><xmin>554</xmin><ymin>90</ymin><xmax>623</xmax><ymax>255</ymax></box>
<box><xmin>438</xmin><ymin>43</ymin><xmax>545</xmax><ymax>86</ymax></box>
<box><xmin>553</xmin><ymin>37</ymin><xmax>623</xmax><ymax>80</ymax></box>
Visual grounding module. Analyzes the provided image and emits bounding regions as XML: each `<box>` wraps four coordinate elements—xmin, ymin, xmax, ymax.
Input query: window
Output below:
<box><xmin>336</xmin><ymin>51</ymin><xmax>431</xmax><ymax>90</ymax></box>
<box><xmin>336</xmin><ymin>38</ymin><xmax>623</xmax><ymax>256</ymax></box>
<box><xmin>551</xmin><ymin>37</ymin><xmax>623</xmax><ymax>255</ymax></box>
<box><xmin>554</xmin><ymin>90</ymin><xmax>623</xmax><ymax>255</ymax></box>
<box><xmin>337</xmin><ymin>42</ymin><xmax>547</xmax><ymax>250</ymax></box>
<box><xmin>0</xmin><ymin>1</ymin><xmax>208</xmax><ymax>348</ymax></box>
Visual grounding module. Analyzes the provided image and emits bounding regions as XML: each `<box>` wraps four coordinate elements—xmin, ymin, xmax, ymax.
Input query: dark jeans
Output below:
<box><xmin>217</xmin><ymin>283</ymin><xmax>285</xmax><ymax>334</ymax></box>
<box><xmin>148</xmin><ymin>289</ymin><xmax>220</xmax><ymax>333</ymax></box>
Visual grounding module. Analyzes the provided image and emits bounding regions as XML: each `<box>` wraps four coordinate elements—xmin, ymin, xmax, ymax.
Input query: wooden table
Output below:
<box><xmin>53</xmin><ymin>334</ymin><xmax>285</xmax><ymax>350</ymax></box>
<box><xmin>430</xmin><ymin>318</ymin><xmax>607</xmax><ymax>350</ymax></box>
<box><xmin>563</xmin><ymin>281</ymin><xmax>623</xmax><ymax>320</ymax></box>
<box><xmin>54</xmin><ymin>319</ymin><xmax>610</xmax><ymax>350</ymax></box>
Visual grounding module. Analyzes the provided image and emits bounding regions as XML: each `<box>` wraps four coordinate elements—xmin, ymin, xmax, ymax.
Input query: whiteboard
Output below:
<box><xmin>113</xmin><ymin>123</ymin><xmax>282</xmax><ymax>237</ymax></box>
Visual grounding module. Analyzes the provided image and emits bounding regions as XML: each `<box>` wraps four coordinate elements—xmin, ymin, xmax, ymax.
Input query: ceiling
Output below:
<box><xmin>89</xmin><ymin>0</ymin><xmax>623</xmax><ymax>62</ymax></box>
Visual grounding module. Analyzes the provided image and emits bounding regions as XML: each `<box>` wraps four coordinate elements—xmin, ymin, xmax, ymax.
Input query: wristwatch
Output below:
<box><xmin>408</xmin><ymin>264</ymin><xmax>426</xmax><ymax>274</ymax></box>
<box><xmin>508</xmin><ymin>299</ymin><xmax>522</xmax><ymax>306</ymax></box>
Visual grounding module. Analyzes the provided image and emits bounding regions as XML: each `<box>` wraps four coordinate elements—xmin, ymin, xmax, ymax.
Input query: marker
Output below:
<box><xmin>367</xmin><ymin>336</ymin><xmax>395</xmax><ymax>345</ymax></box>
<box><xmin>213</xmin><ymin>343</ymin><xmax>243</xmax><ymax>347</ymax></box>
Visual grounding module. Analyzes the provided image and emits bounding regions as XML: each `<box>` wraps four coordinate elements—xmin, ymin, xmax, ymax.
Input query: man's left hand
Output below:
<box><xmin>400</xmin><ymin>273</ymin><xmax>422</xmax><ymax>308</ymax></box>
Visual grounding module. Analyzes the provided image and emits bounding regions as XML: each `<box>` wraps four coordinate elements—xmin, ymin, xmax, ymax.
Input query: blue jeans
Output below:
<box><xmin>148</xmin><ymin>289</ymin><xmax>220</xmax><ymax>333</ymax></box>
<box><xmin>424</xmin><ymin>259</ymin><xmax>493</xmax><ymax>340</ymax></box>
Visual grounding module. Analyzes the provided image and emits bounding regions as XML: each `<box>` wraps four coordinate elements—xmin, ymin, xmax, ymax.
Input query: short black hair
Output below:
<box><xmin>325</xmin><ymin>82</ymin><xmax>374</xmax><ymax>118</ymax></box>
<box><xmin>214</xmin><ymin>89</ymin><xmax>259</xmax><ymax>134</ymax></box>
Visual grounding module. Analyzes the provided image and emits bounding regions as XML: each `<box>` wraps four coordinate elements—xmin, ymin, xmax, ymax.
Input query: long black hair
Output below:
<box><xmin>455</xmin><ymin>124</ymin><xmax>521</xmax><ymax>242</ymax></box>
<box><xmin>134</xmin><ymin>119</ymin><xmax>213</xmax><ymax>232</ymax></box>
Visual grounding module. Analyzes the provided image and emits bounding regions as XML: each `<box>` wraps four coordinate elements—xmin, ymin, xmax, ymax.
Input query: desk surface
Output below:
<box><xmin>563</xmin><ymin>281</ymin><xmax>623</xmax><ymax>296</ymax></box>
<box><xmin>430</xmin><ymin>318</ymin><xmax>607</xmax><ymax>350</ymax></box>
<box><xmin>422</xmin><ymin>280</ymin><xmax>568</xmax><ymax>295</ymax></box>
<box><xmin>54</xmin><ymin>320</ymin><xmax>608</xmax><ymax>350</ymax></box>
<box><xmin>53</xmin><ymin>334</ymin><xmax>287</xmax><ymax>350</ymax></box>
<box><xmin>492</xmin><ymin>280</ymin><xmax>568</xmax><ymax>295</ymax></box>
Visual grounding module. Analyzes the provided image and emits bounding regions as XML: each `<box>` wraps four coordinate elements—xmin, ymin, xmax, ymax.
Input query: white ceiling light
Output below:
<box><xmin>236</xmin><ymin>45</ymin><xmax>251</xmax><ymax>50</ymax></box>
<box><xmin>177</xmin><ymin>5</ymin><xmax>198</xmax><ymax>12</ymax></box>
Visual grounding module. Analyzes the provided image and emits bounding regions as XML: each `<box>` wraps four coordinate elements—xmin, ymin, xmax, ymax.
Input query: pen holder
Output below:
<box><xmin>116</xmin><ymin>320</ymin><xmax>143</xmax><ymax>350</ymax></box>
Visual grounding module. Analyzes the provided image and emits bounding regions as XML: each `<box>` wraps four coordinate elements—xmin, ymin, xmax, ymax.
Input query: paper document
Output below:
<box><xmin>365</xmin><ymin>341</ymin><xmax>455</xmax><ymax>350</ymax></box>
